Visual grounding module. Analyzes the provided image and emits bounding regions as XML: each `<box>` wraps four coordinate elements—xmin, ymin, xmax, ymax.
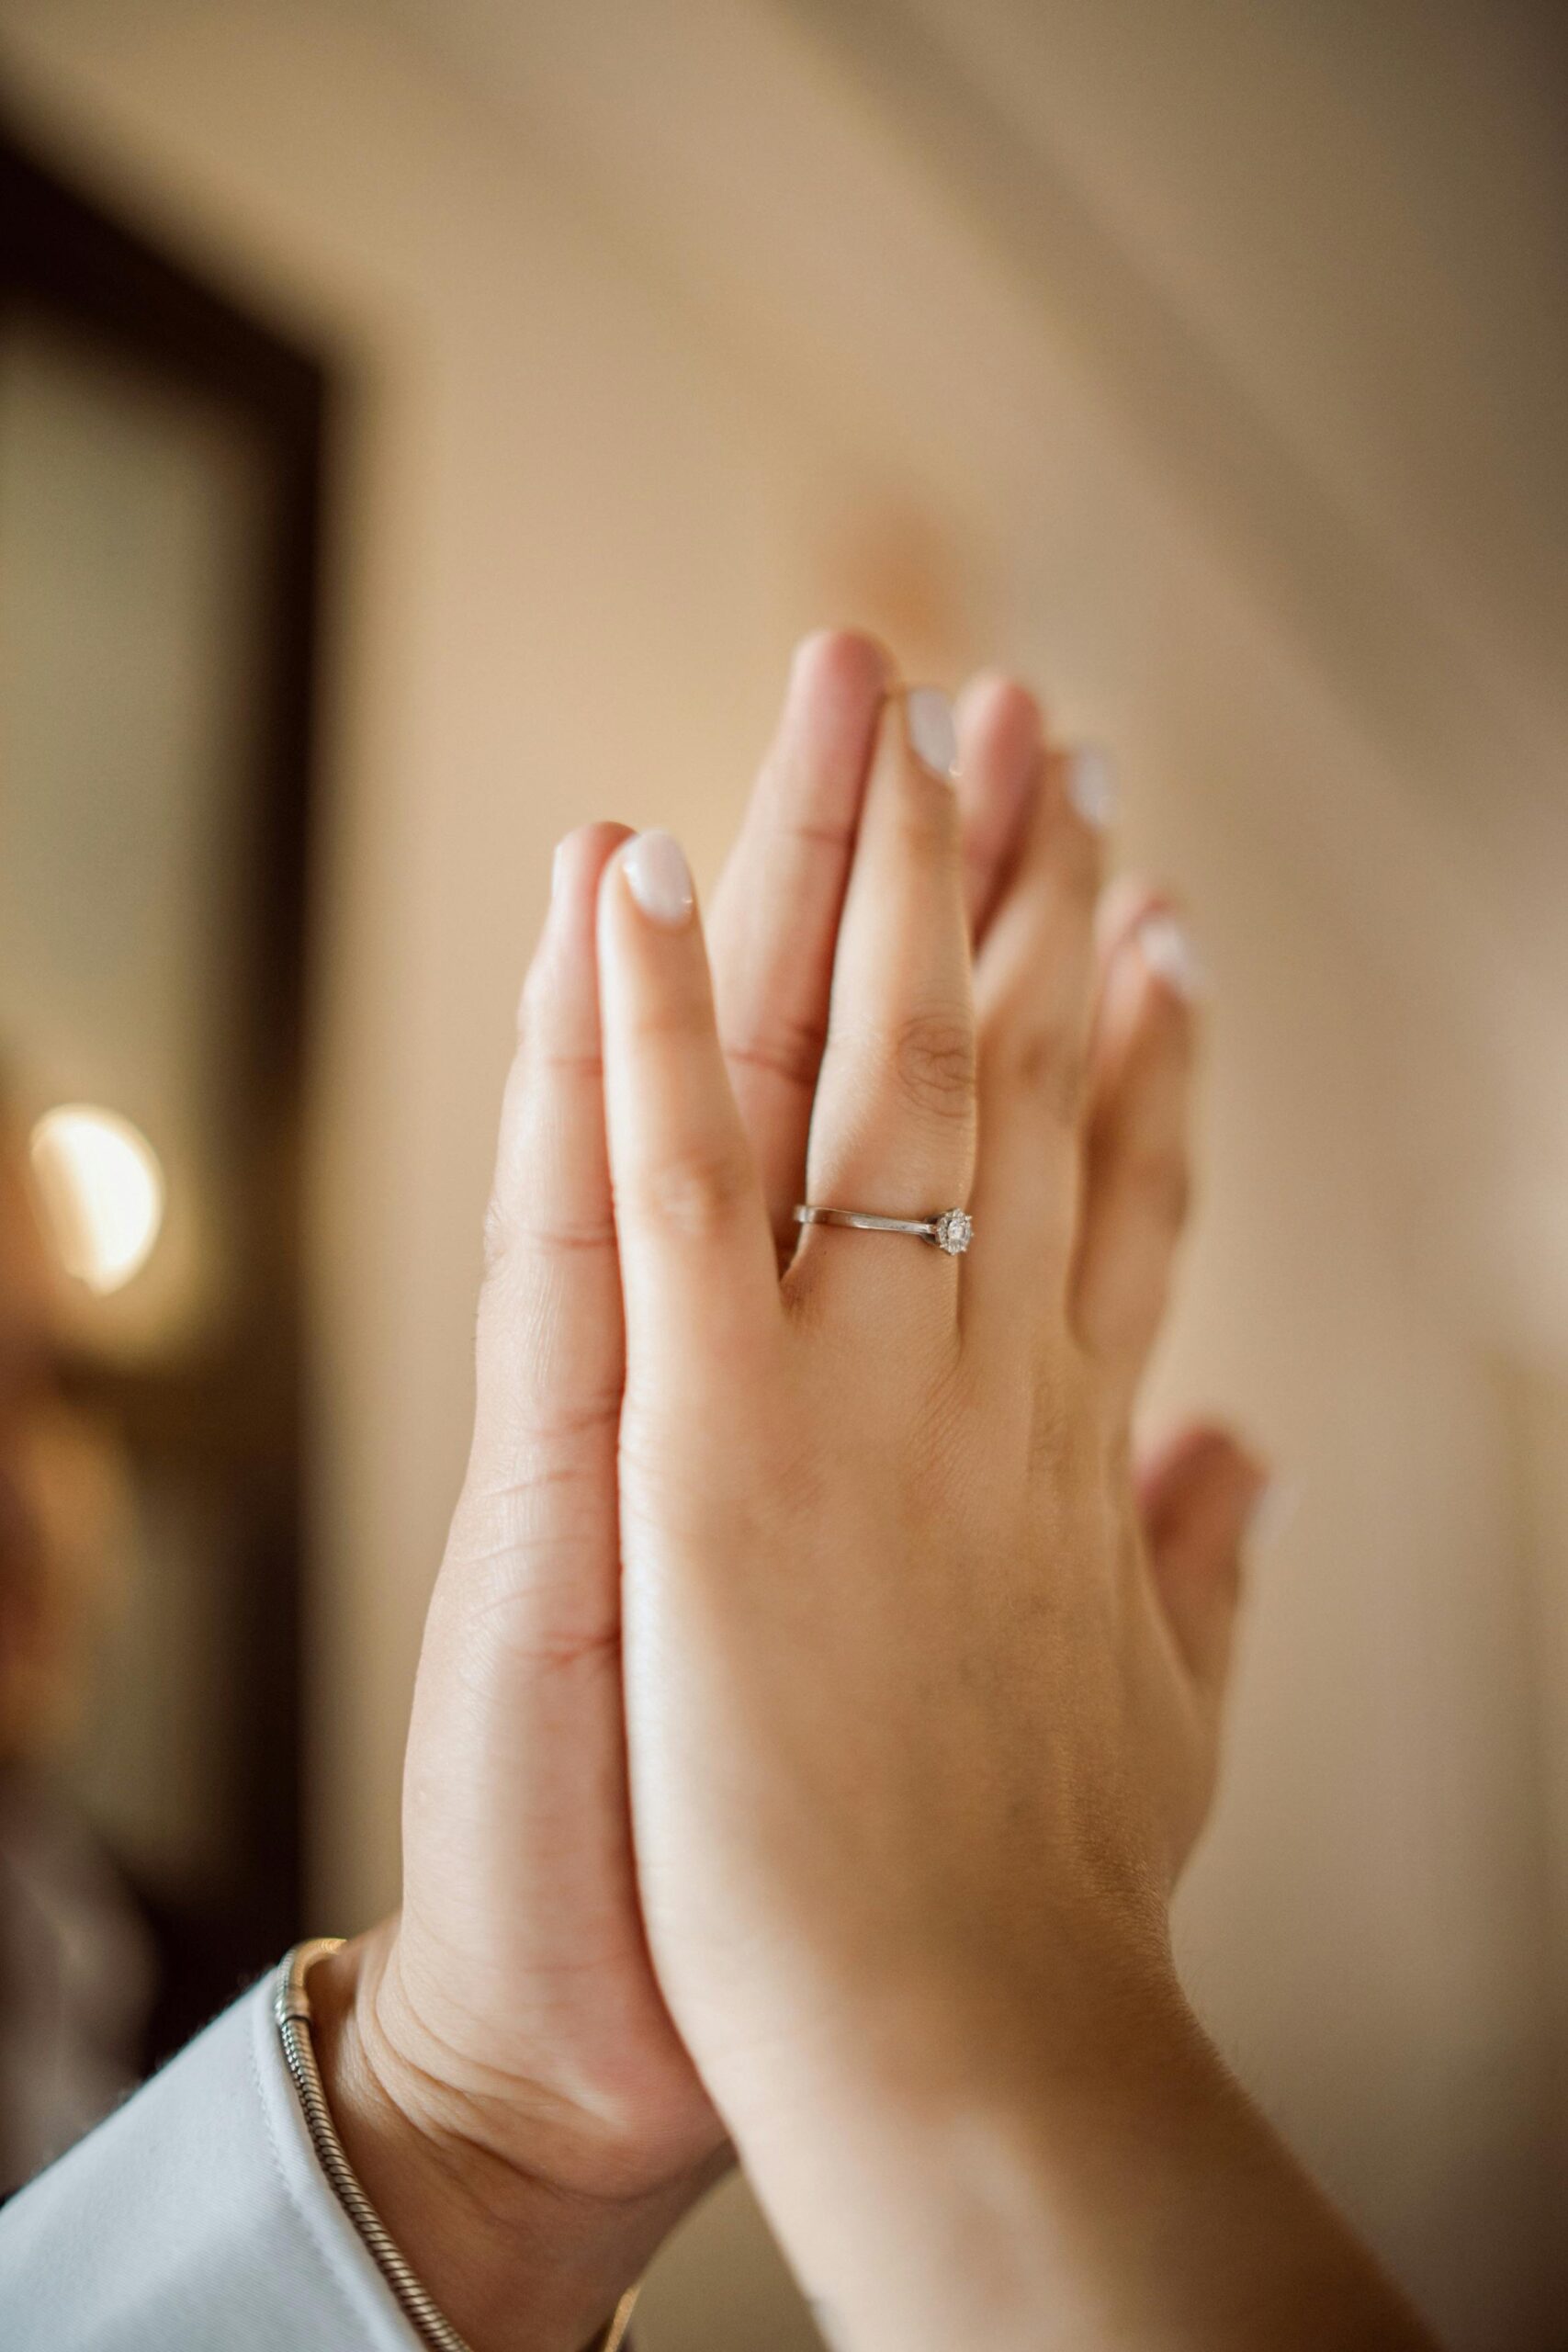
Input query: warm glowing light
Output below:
<box><xmin>29</xmin><ymin>1105</ymin><xmax>165</xmax><ymax>1295</ymax></box>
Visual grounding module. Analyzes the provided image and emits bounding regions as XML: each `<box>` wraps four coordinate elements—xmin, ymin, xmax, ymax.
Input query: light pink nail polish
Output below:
<box><xmin>1136</xmin><ymin>911</ymin><xmax>1208</xmax><ymax>1001</ymax></box>
<box><xmin>622</xmin><ymin>830</ymin><xmax>694</xmax><ymax>927</ymax></box>
<box><xmin>1066</xmin><ymin>745</ymin><xmax>1117</xmax><ymax>831</ymax></box>
<box><xmin>905</xmin><ymin>685</ymin><xmax>959</xmax><ymax>780</ymax></box>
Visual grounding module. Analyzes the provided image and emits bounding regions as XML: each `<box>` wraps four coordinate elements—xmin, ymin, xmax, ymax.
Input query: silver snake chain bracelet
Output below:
<box><xmin>276</xmin><ymin>1940</ymin><xmax>640</xmax><ymax>2352</ymax></box>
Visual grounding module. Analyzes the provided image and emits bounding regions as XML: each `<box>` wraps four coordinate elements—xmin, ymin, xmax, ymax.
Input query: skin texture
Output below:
<box><xmin>593</xmin><ymin>688</ymin><xmax>1433</xmax><ymax>2352</ymax></box>
<box><xmin>312</xmin><ymin>639</ymin><xmax>1424</xmax><ymax>2352</ymax></box>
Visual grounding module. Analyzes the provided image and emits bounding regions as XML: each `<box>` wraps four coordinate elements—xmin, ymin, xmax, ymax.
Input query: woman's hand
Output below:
<box><xmin>602</xmin><ymin>683</ymin><xmax>1242</xmax><ymax>2070</ymax></box>
<box><xmin>595</xmin><ymin>685</ymin><xmax>1430</xmax><ymax>2350</ymax></box>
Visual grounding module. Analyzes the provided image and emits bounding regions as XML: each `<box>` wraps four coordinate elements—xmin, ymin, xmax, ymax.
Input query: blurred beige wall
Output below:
<box><xmin>3</xmin><ymin>3</ymin><xmax>1564</xmax><ymax>2344</ymax></box>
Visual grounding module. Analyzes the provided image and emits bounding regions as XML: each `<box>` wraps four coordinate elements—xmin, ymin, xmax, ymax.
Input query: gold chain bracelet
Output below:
<box><xmin>276</xmin><ymin>1941</ymin><xmax>639</xmax><ymax>2352</ymax></box>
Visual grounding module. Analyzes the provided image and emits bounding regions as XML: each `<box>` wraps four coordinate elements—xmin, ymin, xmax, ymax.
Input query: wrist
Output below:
<box><xmin>705</xmin><ymin>1949</ymin><xmax>1186</xmax><ymax>2352</ymax></box>
<box><xmin>715</xmin><ymin>1936</ymin><xmax>1431</xmax><ymax>2352</ymax></box>
<box><xmin>308</xmin><ymin>1927</ymin><xmax>702</xmax><ymax>2352</ymax></box>
<box><xmin>708</xmin><ymin>1892</ymin><xmax>1184</xmax><ymax>2151</ymax></box>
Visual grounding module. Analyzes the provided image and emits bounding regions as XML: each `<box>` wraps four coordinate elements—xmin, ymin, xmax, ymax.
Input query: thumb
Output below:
<box><xmin>1136</xmin><ymin>1422</ymin><xmax>1273</xmax><ymax>1707</ymax></box>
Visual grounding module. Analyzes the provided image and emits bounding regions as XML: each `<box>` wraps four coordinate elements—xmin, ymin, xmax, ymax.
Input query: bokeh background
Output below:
<box><xmin>2</xmin><ymin>4</ymin><xmax>1566</xmax><ymax>2345</ymax></box>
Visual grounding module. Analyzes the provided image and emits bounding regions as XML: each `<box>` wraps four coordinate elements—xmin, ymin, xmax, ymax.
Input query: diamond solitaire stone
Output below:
<box><xmin>933</xmin><ymin>1207</ymin><xmax>974</xmax><ymax>1255</ymax></box>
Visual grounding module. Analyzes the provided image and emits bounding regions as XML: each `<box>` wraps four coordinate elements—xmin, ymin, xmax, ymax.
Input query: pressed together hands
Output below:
<box><xmin>309</xmin><ymin>637</ymin><xmax>1434</xmax><ymax>2350</ymax></box>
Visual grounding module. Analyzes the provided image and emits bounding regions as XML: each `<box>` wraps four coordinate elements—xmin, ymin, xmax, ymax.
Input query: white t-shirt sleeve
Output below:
<box><xmin>0</xmin><ymin>1966</ymin><xmax>421</xmax><ymax>2349</ymax></box>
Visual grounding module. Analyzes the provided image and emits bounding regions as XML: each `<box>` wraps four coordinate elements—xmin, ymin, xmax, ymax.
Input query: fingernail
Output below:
<box><xmin>1066</xmin><ymin>745</ymin><xmax>1117</xmax><ymax>831</ymax></box>
<box><xmin>1247</xmin><ymin>1477</ymin><xmax>1300</xmax><ymax>1550</ymax></box>
<box><xmin>1136</xmin><ymin>910</ymin><xmax>1208</xmax><ymax>1001</ymax></box>
<box><xmin>551</xmin><ymin>838</ymin><xmax>568</xmax><ymax>900</ymax></box>
<box><xmin>622</xmin><ymin>831</ymin><xmax>695</xmax><ymax>928</ymax></box>
<box><xmin>904</xmin><ymin>685</ymin><xmax>959</xmax><ymax>781</ymax></box>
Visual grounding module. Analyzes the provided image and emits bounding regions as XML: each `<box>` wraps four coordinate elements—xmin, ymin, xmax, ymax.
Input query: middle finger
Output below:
<box><xmin>707</xmin><ymin>630</ymin><xmax>890</xmax><ymax>1260</ymax></box>
<box><xmin>791</xmin><ymin>687</ymin><xmax>976</xmax><ymax>1337</ymax></box>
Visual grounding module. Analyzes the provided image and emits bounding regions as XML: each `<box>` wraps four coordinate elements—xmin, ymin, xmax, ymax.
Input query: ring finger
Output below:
<box><xmin>791</xmin><ymin>686</ymin><xmax>976</xmax><ymax>1334</ymax></box>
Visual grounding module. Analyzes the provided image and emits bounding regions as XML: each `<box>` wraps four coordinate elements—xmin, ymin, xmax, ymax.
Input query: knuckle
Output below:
<box><xmin>481</xmin><ymin>1194</ymin><xmax>615</xmax><ymax>1277</ymax></box>
<box><xmin>626</xmin><ymin>996</ymin><xmax>711</xmax><ymax>1055</ymax></box>
<box><xmin>442</xmin><ymin>1519</ymin><xmax>621</xmax><ymax>1674</ymax></box>
<box><xmin>1116</xmin><ymin>1144</ymin><xmax>1192</xmax><ymax>1231</ymax></box>
<box><xmin>535</xmin><ymin>1041</ymin><xmax>604</xmax><ymax>1082</ymax></box>
<box><xmin>449</xmin><ymin>1462</ymin><xmax>603</xmax><ymax>1564</ymax></box>
<box><xmin>995</xmin><ymin>1017</ymin><xmax>1089</xmax><ymax>1128</ymax></box>
<box><xmin>626</xmin><ymin>1142</ymin><xmax>751</xmax><ymax>1244</ymax></box>
<box><xmin>892</xmin><ymin>1009</ymin><xmax>976</xmax><ymax>1125</ymax></box>
<box><xmin>723</xmin><ymin>1009</ymin><xmax>829</xmax><ymax>1096</ymax></box>
<box><xmin>517</xmin><ymin>1385</ymin><xmax>624</xmax><ymax>1447</ymax></box>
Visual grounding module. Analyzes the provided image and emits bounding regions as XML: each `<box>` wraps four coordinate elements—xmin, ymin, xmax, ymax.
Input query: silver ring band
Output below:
<box><xmin>794</xmin><ymin>1204</ymin><xmax>974</xmax><ymax>1255</ymax></box>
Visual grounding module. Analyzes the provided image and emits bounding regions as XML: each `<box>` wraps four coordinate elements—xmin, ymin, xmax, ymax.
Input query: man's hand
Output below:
<box><xmin>310</xmin><ymin>638</ymin><xmax>910</xmax><ymax>2348</ymax></box>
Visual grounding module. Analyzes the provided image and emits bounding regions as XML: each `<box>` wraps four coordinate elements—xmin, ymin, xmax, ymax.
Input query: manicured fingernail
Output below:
<box><xmin>904</xmin><ymin>685</ymin><xmax>959</xmax><ymax>781</ymax></box>
<box><xmin>622</xmin><ymin>830</ymin><xmax>694</xmax><ymax>927</ymax></box>
<box><xmin>1137</xmin><ymin>911</ymin><xmax>1208</xmax><ymax>1001</ymax></box>
<box><xmin>1066</xmin><ymin>745</ymin><xmax>1117</xmax><ymax>831</ymax></box>
<box><xmin>1247</xmin><ymin>1477</ymin><xmax>1300</xmax><ymax>1549</ymax></box>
